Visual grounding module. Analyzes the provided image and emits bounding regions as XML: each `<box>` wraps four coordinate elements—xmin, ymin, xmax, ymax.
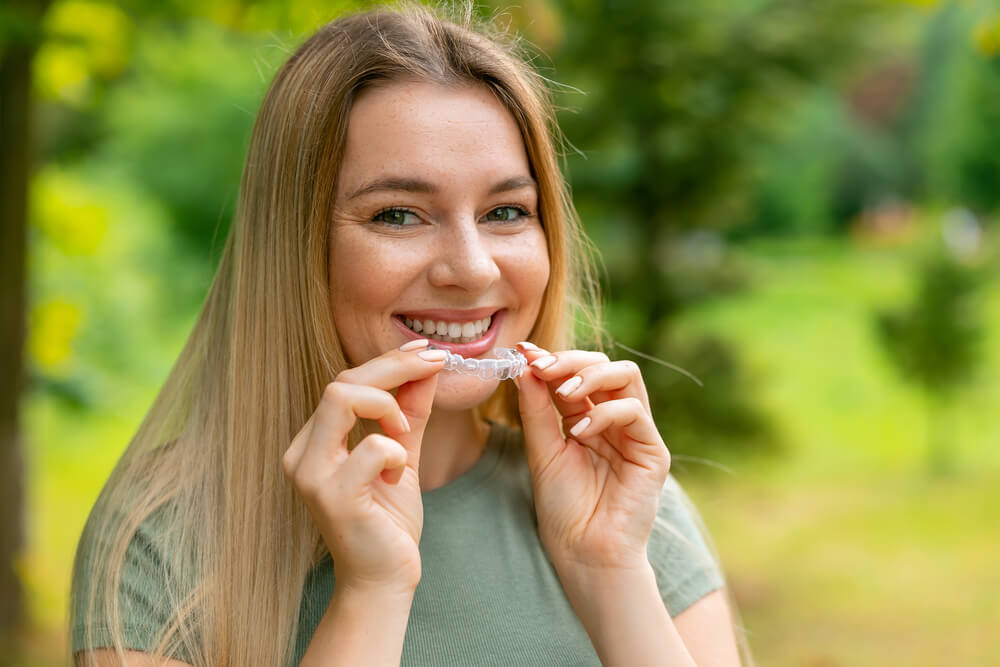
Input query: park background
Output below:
<box><xmin>2</xmin><ymin>0</ymin><xmax>999</xmax><ymax>664</ymax></box>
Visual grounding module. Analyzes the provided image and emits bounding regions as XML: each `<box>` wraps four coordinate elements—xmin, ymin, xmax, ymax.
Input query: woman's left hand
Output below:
<box><xmin>514</xmin><ymin>344</ymin><xmax>671</xmax><ymax>574</ymax></box>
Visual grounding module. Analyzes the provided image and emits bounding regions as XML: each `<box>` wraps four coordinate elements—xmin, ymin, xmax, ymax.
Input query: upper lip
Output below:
<box><xmin>395</xmin><ymin>307</ymin><xmax>500</xmax><ymax>321</ymax></box>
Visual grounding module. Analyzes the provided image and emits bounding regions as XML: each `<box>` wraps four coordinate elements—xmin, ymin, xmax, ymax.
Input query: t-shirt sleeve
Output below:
<box><xmin>646</xmin><ymin>474</ymin><xmax>726</xmax><ymax>616</ymax></box>
<box><xmin>71</xmin><ymin>511</ymin><xmax>191</xmax><ymax>662</ymax></box>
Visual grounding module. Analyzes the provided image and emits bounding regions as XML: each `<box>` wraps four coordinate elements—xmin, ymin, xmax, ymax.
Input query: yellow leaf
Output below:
<box><xmin>31</xmin><ymin>169</ymin><xmax>108</xmax><ymax>256</ymax></box>
<box><xmin>972</xmin><ymin>18</ymin><xmax>1000</xmax><ymax>57</ymax></box>
<box><xmin>33</xmin><ymin>42</ymin><xmax>91</xmax><ymax>104</ymax></box>
<box><xmin>29</xmin><ymin>299</ymin><xmax>83</xmax><ymax>374</ymax></box>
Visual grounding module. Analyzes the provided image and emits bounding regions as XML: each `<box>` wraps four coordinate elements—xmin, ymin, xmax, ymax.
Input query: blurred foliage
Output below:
<box><xmin>877</xmin><ymin>243</ymin><xmax>987</xmax><ymax>394</ymax></box>
<box><xmin>875</xmin><ymin>211</ymin><xmax>993</xmax><ymax>472</ymax></box>
<box><xmin>99</xmin><ymin>24</ymin><xmax>272</xmax><ymax>265</ymax></box>
<box><xmin>743</xmin><ymin>1</ymin><xmax>1000</xmax><ymax>237</ymax></box>
<box><xmin>519</xmin><ymin>0</ymin><xmax>900</xmax><ymax>458</ymax></box>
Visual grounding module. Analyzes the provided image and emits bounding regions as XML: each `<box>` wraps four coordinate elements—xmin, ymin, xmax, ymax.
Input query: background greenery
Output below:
<box><xmin>6</xmin><ymin>0</ymin><xmax>1000</xmax><ymax>664</ymax></box>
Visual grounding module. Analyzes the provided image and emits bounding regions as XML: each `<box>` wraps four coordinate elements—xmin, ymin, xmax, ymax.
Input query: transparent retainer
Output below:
<box><xmin>436</xmin><ymin>347</ymin><xmax>527</xmax><ymax>381</ymax></box>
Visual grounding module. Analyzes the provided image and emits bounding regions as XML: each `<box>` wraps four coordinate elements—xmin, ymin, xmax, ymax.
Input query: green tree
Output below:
<box><xmin>875</xmin><ymin>217</ymin><xmax>990</xmax><ymax>473</ymax></box>
<box><xmin>536</xmin><ymin>0</ymin><xmax>893</xmax><ymax>459</ymax></box>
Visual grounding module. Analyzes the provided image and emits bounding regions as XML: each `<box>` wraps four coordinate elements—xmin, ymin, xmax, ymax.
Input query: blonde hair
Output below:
<box><xmin>71</xmin><ymin>4</ymin><xmax>603</xmax><ymax>665</ymax></box>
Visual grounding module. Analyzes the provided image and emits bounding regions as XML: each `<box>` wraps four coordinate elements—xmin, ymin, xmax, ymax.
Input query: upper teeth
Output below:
<box><xmin>403</xmin><ymin>316</ymin><xmax>492</xmax><ymax>342</ymax></box>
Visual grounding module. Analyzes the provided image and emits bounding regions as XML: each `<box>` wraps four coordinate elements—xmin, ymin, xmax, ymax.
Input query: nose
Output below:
<box><xmin>427</xmin><ymin>221</ymin><xmax>501</xmax><ymax>292</ymax></box>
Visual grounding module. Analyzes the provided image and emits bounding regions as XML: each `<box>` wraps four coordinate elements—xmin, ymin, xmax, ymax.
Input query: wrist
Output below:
<box><xmin>333</xmin><ymin>575</ymin><xmax>420</xmax><ymax>602</ymax></box>
<box><xmin>555</xmin><ymin>558</ymin><xmax>658</xmax><ymax>614</ymax></box>
<box><xmin>301</xmin><ymin>576</ymin><xmax>417</xmax><ymax>666</ymax></box>
<box><xmin>333</xmin><ymin>562</ymin><xmax>421</xmax><ymax>599</ymax></box>
<box><xmin>550</xmin><ymin>548</ymin><xmax>652</xmax><ymax>584</ymax></box>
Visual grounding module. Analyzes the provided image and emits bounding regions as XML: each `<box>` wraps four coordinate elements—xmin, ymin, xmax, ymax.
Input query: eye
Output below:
<box><xmin>372</xmin><ymin>208</ymin><xmax>421</xmax><ymax>226</ymax></box>
<box><xmin>482</xmin><ymin>205</ymin><xmax>529</xmax><ymax>223</ymax></box>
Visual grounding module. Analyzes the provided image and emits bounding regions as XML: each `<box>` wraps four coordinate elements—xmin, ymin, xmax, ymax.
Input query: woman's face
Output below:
<box><xmin>330</xmin><ymin>80</ymin><xmax>550</xmax><ymax>409</ymax></box>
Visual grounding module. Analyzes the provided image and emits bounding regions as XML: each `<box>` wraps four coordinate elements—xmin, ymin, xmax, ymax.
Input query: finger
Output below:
<box><xmin>295</xmin><ymin>382</ymin><xmax>409</xmax><ymax>482</ymax></box>
<box><xmin>527</xmin><ymin>348</ymin><xmax>611</xmax><ymax>381</ymax></box>
<box><xmin>340</xmin><ymin>342</ymin><xmax>445</xmax><ymax>467</ymax></box>
<box><xmin>515</xmin><ymin>357</ymin><xmax>567</xmax><ymax>476</ymax></box>
<box><xmin>338</xmin><ymin>433</ymin><xmax>409</xmax><ymax>491</ymax></box>
<box><xmin>393</xmin><ymin>369</ymin><xmax>440</xmax><ymax>470</ymax></box>
<box><xmin>521</xmin><ymin>348</ymin><xmax>610</xmax><ymax>416</ymax></box>
<box><xmin>552</xmin><ymin>360</ymin><xmax>650</xmax><ymax>413</ymax></box>
<box><xmin>335</xmin><ymin>341</ymin><xmax>446</xmax><ymax>392</ymax></box>
<box><xmin>569</xmin><ymin>397</ymin><xmax>669</xmax><ymax>470</ymax></box>
<box><xmin>282</xmin><ymin>413</ymin><xmax>316</xmax><ymax>479</ymax></box>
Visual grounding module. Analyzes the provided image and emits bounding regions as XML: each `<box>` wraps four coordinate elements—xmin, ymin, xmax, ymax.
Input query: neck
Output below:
<box><xmin>418</xmin><ymin>407</ymin><xmax>489</xmax><ymax>492</ymax></box>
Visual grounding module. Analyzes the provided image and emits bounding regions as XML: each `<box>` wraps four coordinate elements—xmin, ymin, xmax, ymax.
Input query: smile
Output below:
<box><xmin>400</xmin><ymin>315</ymin><xmax>492</xmax><ymax>342</ymax></box>
<box><xmin>393</xmin><ymin>308</ymin><xmax>504</xmax><ymax>356</ymax></box>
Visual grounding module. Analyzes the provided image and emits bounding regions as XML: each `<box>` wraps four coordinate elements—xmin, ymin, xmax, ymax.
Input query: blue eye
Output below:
<box><xmin>483</xmin><ymin>206</ymin><xmax>529</xmax><ymax>223</ymax></box>
<box><xmin>372</xmin><ymin>208</ymin><xmax>420</xmax><ymax>226</ymax></box>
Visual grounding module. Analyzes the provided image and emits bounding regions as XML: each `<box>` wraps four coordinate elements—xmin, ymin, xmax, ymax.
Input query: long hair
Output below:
<box><xmin>70</xmin><ymin>4</ymin><xmax>603</xmax><ymax>665</ymax></box>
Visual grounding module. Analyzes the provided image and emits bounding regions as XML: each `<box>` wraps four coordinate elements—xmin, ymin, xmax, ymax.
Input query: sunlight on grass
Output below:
<box><xmin>676</xmin><ymin>235</ymin><xmax>1000</xmax><ymax>666</ymax></box>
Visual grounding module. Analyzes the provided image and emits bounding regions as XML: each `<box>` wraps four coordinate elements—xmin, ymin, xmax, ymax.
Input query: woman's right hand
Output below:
<box><xmin>282</xmin><ymin>341</ymin><xmax>445</xmax><ymax>594</ymax></box>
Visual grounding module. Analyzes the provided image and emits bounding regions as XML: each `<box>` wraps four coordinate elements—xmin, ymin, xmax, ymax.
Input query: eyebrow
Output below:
<box><xmin>345</xmin><ymin>175</ymin><xmax>537</xmax><ymax>201</ymax></box>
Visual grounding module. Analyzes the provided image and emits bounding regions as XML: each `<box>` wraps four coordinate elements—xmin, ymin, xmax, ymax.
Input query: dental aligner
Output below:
<box><xmin>436</xmin><ymin>347</ymin><xmax>527</xmax><ymax>380</ymax></box>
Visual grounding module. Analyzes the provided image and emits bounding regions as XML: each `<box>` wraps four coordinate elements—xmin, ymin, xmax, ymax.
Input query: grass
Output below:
<box><xmin>15</xmin><ymin>232</ymin><xmax>1000</xmax><ymax>665</ymax></box>
<box><xmin>676</xmin><ymin>234</ymin><xmax>1000</xmax><ymax>666</ymax></box>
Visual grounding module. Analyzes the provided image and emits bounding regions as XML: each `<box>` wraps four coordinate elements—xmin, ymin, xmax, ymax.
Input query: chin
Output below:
<box><xmin>431</xmin><ymin>373</ymin><xmax>503</xmax><ymax>411</ymax></box>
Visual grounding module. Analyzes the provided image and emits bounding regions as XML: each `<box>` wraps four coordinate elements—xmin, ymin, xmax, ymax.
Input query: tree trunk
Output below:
<box><xmin>0</xmin><ymin>0</ymin><xmax>47</xmax><ymax>644</ymax></box>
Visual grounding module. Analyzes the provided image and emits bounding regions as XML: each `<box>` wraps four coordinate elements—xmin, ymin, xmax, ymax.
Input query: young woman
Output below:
<box><xmin>71</xmin><ymin>5</ymin><xmax>745</xmax><ymax>666</ymax></box>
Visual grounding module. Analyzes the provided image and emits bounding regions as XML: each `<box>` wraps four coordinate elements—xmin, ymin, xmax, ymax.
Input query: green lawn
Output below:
<box><xmin>677</xmin><ymin>236</ymin><xmax>1000</xmax><ymax>666</ymax></box>
<box><xmin>17</xmin><ymin>234</ymin><xmax>1000</xmax><ymax>665</ymax></box>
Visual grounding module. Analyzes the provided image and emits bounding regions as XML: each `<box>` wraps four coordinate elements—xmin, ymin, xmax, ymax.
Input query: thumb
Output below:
<box><xmin>394</xmin><ymin>371</ymin><xmax>440</xmax><ymax>471</ymax></box>
<box><xmin>516</xmin><ymin>367</ymin><xmax>566</xmax><ymax>475</ymax></box>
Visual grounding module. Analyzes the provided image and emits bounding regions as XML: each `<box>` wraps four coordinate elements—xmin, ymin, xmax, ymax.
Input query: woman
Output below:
<box><xmin>71</xmin><ymin>4</ymin><xmax>745</xmax><ymax>666</ymax></box>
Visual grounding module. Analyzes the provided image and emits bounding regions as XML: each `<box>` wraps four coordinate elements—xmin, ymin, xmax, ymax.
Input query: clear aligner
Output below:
<box><xmin>437</xmin><ymin>347</ymin><xmax>527</xmax><ymax>381</ymax></box>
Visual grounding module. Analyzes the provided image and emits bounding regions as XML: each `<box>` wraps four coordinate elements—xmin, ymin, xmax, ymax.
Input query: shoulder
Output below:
<box><xmin>72</xmin><ymin>500</ymin><xmax>194</xmax><ymax>662</ymax></box>
<box><xmin>646</xmin><ymin>475</ymin><xmax>726</xmax><ymax>617</ymax></box>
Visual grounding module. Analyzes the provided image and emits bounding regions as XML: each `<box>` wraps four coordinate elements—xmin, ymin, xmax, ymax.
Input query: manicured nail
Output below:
<box><xmin>555</xmin><ymin>376</ymin><xmax>583</xmax><ymax>397</ymax></box>
<box><xmin>531</xmin><ymin>355</ymin><xmax>557</xmax><ymax>370</ymax></box>
<box><xmin>417</xmin><ymin>349</ymin><xmax>448</xmax><ymax>362</ymax></box>
<box><xmin>517</xmin><ymin>341</ymin><xmax>540</xmax><ymax>351</ymax></box>
<box><xmin>400</xmin><ymin>414</ymin><xmax>411</xmax><ymax>433</ymax></box>
<box><xmin>570</xmin><ymin>416</ymin><xmax>591</xmax><ymax>437</ymax></box>
<box><xmin>400</xmin><ymin>339</ymin><xmax>430</xmax><ymax>351</ymax></box>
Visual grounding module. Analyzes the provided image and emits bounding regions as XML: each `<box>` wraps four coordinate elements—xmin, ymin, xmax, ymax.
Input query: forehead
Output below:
<box><xmin>337</xmin><ymin>80</ymin><xmax>532</xmax><ymax>192</ymax></box>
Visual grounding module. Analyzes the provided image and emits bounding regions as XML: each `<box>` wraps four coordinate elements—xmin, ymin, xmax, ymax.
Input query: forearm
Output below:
<box><xmin>299</xmin><ymin>583</ymin><xmax>415</xmax><ymax>667</ymax></box>
<box><xmin>557</xmin><ymin>562</ymin><xmax>697</xmax><ymax>667</ymax></box>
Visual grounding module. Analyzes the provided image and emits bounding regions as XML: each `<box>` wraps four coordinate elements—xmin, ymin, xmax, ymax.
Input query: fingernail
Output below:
<box><xmin>400</xmin><ymin>339</ymin><xmax>430</xmax><ymax>352</ymax></box>
<box><xmin>555</xmin><ymin>376</ymin><xmax>583</xmax><ymax>397</ymax></box>
<box><xmin>511</xmin><ymin>376</ymin><xmax>521</xmax><ymax>390</ymax></box>
<box><xmin>570</xmin><ymin>416</ymin><xmax>591</xmax><ymax>438</ymax></box>
<box><xmin>418</xmin><ymin>349</ymin><xmax>448</xmax><ymax>362</ymax></box>
<box><xmin>517</xmin><ymin>341</ymin><xmax>540</xmax><ymax>351</ymax></box>
<box><xmin>400</xmin><ymin>414</ymin><xmax>411</xmax><ymax>433</ymax></box>
<box><xmin>531</xmin><ymin>355</ymin><xmax>557</xmax><ymax>370</ymax></box>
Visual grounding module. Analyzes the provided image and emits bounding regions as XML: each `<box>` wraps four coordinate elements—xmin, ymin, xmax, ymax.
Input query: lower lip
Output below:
<box><xmin>393</xmin><ymin>310</ymin><xmax>505</xmax><ymax>357</ymax></box>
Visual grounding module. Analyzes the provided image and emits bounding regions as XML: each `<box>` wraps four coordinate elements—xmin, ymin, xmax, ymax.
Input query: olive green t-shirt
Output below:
<box><xmin>73</xmin><ymin>422</ymin><xmax>724</xmax><ymax>665</ymax></box>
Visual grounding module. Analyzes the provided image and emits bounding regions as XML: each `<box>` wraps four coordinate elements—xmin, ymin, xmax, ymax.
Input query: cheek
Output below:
<box><xmin>505</xmin><ymin>232</ymin><xmax>550</xmax><ymax>307</ymax></box>
<box><xmin>330</xmin><ymin>234</ymin><xmax>420</xmax><ymax>316</ymax></box>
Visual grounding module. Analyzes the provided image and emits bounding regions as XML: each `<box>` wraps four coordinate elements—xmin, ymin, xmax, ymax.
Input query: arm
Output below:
<box><xmin>299</xmin><ymin>583</ymin><xmax>416</xmax><ymax>667</ymax></box>
<box><xmin>558</xmin><ymin>562</ymin><xmax>696</xmax><ymax>667</ymax></box>
<box><xmin>559</xmin><ymin>563</ymin><xmax>741</xmax><ymax>667</ymax></box>
<box><xmin>673</xmin><ymin>589</ymin><xmax>742</xmax><ymax>666</ymax></box>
